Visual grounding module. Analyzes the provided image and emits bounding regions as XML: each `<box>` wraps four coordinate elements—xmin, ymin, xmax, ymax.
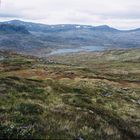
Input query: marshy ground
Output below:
<box><xmin>0</xmin><ymin>49</ymin><xmax>140</xmax><ymax>139</ymax></box>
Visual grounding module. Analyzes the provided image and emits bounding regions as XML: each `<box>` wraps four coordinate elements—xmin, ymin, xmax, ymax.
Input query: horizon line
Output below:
<box><xmin>0</xmin><ymin>19</ymin><xmax>139</xmax><ymax>31</ymax></box>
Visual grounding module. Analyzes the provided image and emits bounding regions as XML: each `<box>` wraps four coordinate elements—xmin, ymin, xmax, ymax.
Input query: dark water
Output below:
<box><xmin>50</xmin><ymin>46</ymin><xmax>106</xmax><ymax>55</ymax></box>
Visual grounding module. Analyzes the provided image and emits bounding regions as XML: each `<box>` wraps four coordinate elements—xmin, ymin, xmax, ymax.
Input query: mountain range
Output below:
<box><xmin>0</xmin><ymin>20</ymin><xmax>140</xmax><ymax>56</ymax></box>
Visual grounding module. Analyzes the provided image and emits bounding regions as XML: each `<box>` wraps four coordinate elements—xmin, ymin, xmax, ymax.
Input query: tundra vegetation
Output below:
<box><xmin>0</xmin><ymin>49</ymin><xmax>140</xmax><ymax>139</ymax></box>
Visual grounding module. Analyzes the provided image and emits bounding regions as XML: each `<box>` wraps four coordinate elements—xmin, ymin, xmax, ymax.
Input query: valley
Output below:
<box><xmin>0</xmin><ymin>20</ymin><xmax>140</xmax><ymax>57</ymax></box>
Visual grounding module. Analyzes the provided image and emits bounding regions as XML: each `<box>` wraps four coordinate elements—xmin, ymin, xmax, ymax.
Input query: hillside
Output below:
<box><xmin>0</xmin><ymin>24</ymin><xmax>30</xmax><ymax>34</ymax></box>
<box><xmin>0</xmin><ymin>49</ymin><xmax>140</xmax><ymax>139</ymax></box>
<box><xmin>0</xmin><ymin>24</ymin><xmax>50</xmax><ymax>54</ymax></box>
<box><xmin>0</xmin><ymin>20</ymin><xmax>140</xmax><ymax>56</ymax></box>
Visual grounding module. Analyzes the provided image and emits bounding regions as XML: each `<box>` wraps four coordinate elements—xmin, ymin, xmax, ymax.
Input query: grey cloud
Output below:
<box><xmin>0</xmin><ymin>0</ymin><xmax>139</xmax><ymax>29</ymax></box>
<box><xmin>0</xmin><ymin>13</ymin><xmax>21</xmax><ymax>18</ymax></box>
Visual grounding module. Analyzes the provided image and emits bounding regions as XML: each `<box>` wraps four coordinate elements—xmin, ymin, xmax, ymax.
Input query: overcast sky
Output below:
<box><xmin>0</xmin><ymin>0</ymin><xmax>140</xmax><ymax>29</ymax></box>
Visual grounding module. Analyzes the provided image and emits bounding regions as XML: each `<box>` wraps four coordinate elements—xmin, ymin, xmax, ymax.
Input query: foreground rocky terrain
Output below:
<box><xmin>0</xmin><ymin>49</ymin><xmax>140</xmax><ymax>139</ymax></box>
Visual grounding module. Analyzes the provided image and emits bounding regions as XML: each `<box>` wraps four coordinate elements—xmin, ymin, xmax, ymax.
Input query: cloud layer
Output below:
<box><xmin>0</xmin><ymin>0</ymin><xmax>140</xmax><ymax>29</ymax></box>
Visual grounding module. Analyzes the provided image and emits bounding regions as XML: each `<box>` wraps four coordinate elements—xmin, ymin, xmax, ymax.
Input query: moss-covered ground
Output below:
<box><xmin>0</xmin><ymin>49</ymin><xmax>140</xmax><ymax>139</ymax></box>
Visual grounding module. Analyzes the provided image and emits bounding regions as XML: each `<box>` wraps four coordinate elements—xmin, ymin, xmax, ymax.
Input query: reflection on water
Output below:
<box><xmin>50</xmin><ymin>46</ymin><xmax>106</xmax><ymax>55</ymax></box>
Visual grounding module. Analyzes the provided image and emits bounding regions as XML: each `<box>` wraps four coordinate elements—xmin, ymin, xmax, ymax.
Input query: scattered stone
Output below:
<box><xmin>89</xmin><ymin>110</ymin><xmax>94</xmax><ymax>114</ymax></box>
<box><xmin>137</xmin><ymin>100</ymin><xmax>140</xmax><ymax>105</ymax></box>
<box><xmin>101</xmin><ymin>92</ymin><xmax>111</xmax><ymax>97</ymax></box>
<box><xmin>74</xmin><ymin>137</ymin><xmax>84</xmax><ymax>140</ymax></box>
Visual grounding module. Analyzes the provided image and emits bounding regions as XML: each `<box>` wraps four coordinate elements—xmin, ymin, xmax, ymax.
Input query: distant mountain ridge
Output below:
<box><xmin>1</xmin><ymin>20</ymin><xmax>139</xmax><ymax>32</ymax></box>
<box><xmin>0</xmin><ymin>20</ymin><xmax>123</xmax><ymax>32</ymax></box>
<box><xmin>0</xmin><ymin>20</ymin><xmax>140</xmax><ymax>56</ymax></box>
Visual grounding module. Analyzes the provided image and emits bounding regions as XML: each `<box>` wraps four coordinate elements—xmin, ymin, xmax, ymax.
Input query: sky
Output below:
<box><xmin>0</xmin><ymin>0</ymin><xmax>140</xmax><ymax>29</ymax></box>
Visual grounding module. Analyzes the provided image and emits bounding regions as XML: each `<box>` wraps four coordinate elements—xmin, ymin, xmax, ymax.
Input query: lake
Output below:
<box><xmin>49</xmin><ymin>46</ymin><xmax>106</xmax><ymax>55</ymax></box>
